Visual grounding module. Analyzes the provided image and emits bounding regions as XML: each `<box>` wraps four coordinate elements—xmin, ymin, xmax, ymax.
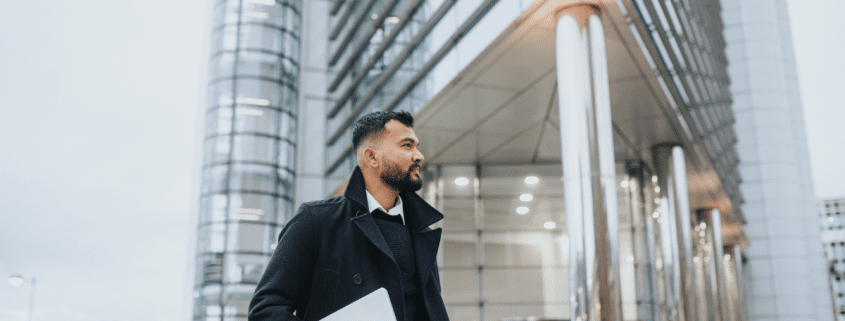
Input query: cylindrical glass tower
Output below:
<box><xmin>193</xmin><ymin>0</ymin><xmax>300</xmax><ymax>320</ymax></box>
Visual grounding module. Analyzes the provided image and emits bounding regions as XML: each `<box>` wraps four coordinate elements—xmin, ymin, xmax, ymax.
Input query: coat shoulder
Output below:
<box><xmin>294</xmin><ymin>195</ymin><xmax>356</xmax><ymax>225</ymax></box>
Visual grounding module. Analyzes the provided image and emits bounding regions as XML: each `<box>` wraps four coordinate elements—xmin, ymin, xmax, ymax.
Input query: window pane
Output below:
<box><xmin>209</xmin><ymin>80</ymin><xmax>234</xmax><ymax>108</ymax></box>
<box><xmin>235</xmin><ymin>78</ymin><xmax>282</xmax><ymax>108</ymax></box>
<box><xmin>233</xmin><ymin>106</ymin><xmax>278</xmax><ymax>136</ymax></box>
<box><xmin>201</xmin><ymin>194</ymin><xmax>228</xmax><ymax>224</ymax></box>
<box><xmin>204</xmin><ymin>135</ymin><xmax>232</xmax><ymax>166</ymax></box>
<box><xmin>239</xmin><ymin>24</ymin><xmax>282</xmax><ymax>53</ymax></box>
<box><xmin>231</xmin><ymin>135</ymin><xmax>276</xmax><ymax>164</ymax></box>
<box><xmin>198</xmin><ymin>224</ymin><xmax>227</xmax><ymax>254</ymax></box>
<box><xmin>212</xmin><ymin>25</ymin><xmax>238</xmax><ymax>53</ymax></box>
<box><xmin>228</xmin><ymin>193</ymin><xmax>276</xmax><ymax>223</ymax></box>
<box><xmin>441</xmin><ymin>269</ymin><xmax>479</xmax><ymax>304</ymax></box>
<box><xmin>229</xmin><ymin>163</ymin><xmax>276</xmax><ymax>192</ymax></box>
<box><xmin>210</xmin><ymin>52</ymin><xmax>236</xmax><ymax>80</ymax></box>
<box><xmin>236</xmin><ymin>51</ymin><xmax>284</xmax><ymax>80</ymax></box>
<box><xmin>202</xmin><ymin>165</ymin><xmax>229</xmax><ymax>194</ymax></box>
<box><xmin>206</xmin><ymin>107</ymin><xmax>233</xmax><ymax>136</ymax></box>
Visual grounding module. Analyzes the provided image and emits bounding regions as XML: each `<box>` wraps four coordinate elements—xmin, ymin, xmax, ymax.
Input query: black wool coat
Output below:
<box><xmin>248</xmin><ymin>166</ymin><xmax>449</xmax><ymax>321</ymax></box>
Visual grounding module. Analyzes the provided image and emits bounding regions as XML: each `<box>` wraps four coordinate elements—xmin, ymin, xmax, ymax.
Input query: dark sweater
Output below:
<box><xmin>371</xmin><ymin>210</ymin><xmax>428</xmax><ymax>321</ymax></box>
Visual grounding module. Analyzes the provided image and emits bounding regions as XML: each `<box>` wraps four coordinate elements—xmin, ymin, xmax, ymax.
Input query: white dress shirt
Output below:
<box><xmin>365</xmin><ymin>190</ymin><xmax>406</xmax><ymax>225</ymax></box>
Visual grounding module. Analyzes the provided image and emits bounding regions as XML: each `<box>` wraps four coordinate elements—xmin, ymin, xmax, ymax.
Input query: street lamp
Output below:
<box><xmin>7</xmin><ymin>275</ymin><xmax>36</xmax><ymax>321</ymax></box>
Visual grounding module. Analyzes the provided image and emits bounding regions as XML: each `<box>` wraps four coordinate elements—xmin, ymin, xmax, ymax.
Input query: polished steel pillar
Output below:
<box><xmin>708</xmin><ymin>209</ymin><xmax>729</xmax><ymax>321</ymax></box>
<box><xmin>555</xmin><ymin>5</ymin><xmax>622</xmax><ymax>321</ymax></box>
<box><xmin>626</xmin><ymin>161</ymin><xmax>659</xmax><ymax>320</ymax></box>
<box><xmin>653</xmin><ymin>145</ymin><xmax>695</xmax><ymax>321</ymax></box>
<box><xmin>731</xmin><ymin>247</ymin><xmax>746</xmax><ymax>321</ymax></box>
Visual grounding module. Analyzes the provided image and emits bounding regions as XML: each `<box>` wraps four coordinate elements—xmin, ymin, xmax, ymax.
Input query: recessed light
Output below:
<box><xmin>454</xmin><ymin>177</ymin><xmax>469</xmax><ymax>186</ymax></box>
<box><xmin>525</xmin><ymin>176</ymin><xmax>539</xmax><ymax>185</ymax></box>
<box><xmin>620</xmin><ymin>180</ymin><xmax>629</xmax><ymax>188</ymax></box>
<box><xmin>520</xmin><ymin>193</ymin><xmax>533</xmax><ymax>202</ymax></box>
<box><xmin>516</xmin><ymin>207</ymin><xmax>529</xmax><ymax>215</ymax></box>
<box><xmin>543</xmin><ymin>221</ymin><xmax>556</xmax><ymax>229</ymax></box>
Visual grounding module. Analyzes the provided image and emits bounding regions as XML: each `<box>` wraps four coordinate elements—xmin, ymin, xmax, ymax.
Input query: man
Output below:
<box><xmin>248</xmin><ymin>111</ymin><xmax>449</xmax><ymax>321</ymax></box>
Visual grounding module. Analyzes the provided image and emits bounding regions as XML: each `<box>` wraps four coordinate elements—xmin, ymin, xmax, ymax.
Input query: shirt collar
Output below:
<box><xmin>365</xmin><ymin>190</ymin><xmax>405</xmax><ymax>225</ymax></box>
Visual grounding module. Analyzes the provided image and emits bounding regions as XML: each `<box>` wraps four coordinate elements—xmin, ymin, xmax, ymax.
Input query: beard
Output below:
<box><xmin>380</xmin><ymin>159</ymin><xmax>423</xmax><ymax>193</ymax></box>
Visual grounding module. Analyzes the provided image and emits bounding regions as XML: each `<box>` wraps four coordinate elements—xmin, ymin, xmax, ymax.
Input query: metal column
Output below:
<box><xmin>555</xmin><ymin>4</ymin><xmax>622</xmax><ymax>321</ymax></box>
<box><xmin>653</xmin><ymin>145</ymin><xmax>696</xmax><ymax>321</ymax></box>
<box><xmin>626</xmin><ymin>160</ymin><xmax>659</xmax><ymax>321</ymax></box>
<box><xmin>709</xmin><ymin>209</ymin><xmax>729</xmax><ymax>321</ymax></box>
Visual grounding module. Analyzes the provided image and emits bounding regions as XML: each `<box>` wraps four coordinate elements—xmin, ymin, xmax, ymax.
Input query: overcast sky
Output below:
<box><xmin>0</xmin><ymin>1</ymin><xmax>843</xmax><ymax>320</ymax></box>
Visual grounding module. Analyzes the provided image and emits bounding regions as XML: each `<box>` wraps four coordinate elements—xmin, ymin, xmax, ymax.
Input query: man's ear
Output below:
<box><xmin>363</xmin><ymin>145</ymin><xmax>380</xmax><ymax>168</ymax></box>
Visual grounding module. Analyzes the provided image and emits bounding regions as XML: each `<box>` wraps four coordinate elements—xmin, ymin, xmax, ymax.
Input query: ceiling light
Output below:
<box><xmin>829</xmin><ymin>217</ymin><xmax>835</xmax><ymax>223</ymax></box>
<box><xmin>652</xmin><ymin>175</ymin><xmax>658</xmax><ymax>183</ymax></box>
<box><xmin>543</xmin><ymin>221</ymin><xmax>556</xmax><ymax>229</ymax></box>
<box><xmin>516</xmin><ymin>207</ymin><xmax>529</xmax><ymax>215</ymax></box>
<box><xmin>620</xmin><ymin>180</ymin><xmax>629</xmax><ymax>188</ymax></box>
<box><xmin>7</xmin><ymin>276</ymin><xmax>23</xmax><ymax>287</ymax></box>
<box><xmin>652</xmin><ymin>212</ymin><xmax>659</xmax><ymax>218</ymax></box>
<box><xmin>654</xmin><ymin>186</ymin><xmax>661</xmax><ymax>193</ymax></box>
<box><xmin>385</xmin><ymin>17</ymin><xmax>400</xmax><ymax>24</ymax></box>
<box><xmin>525</xmin><ymin>176</ymin><xmax>539</xmax><ymax>185</ymax></box>
<box><xmin>371</xmin><ymin>13</ymin><xmax>378</xmax><ymax>19</ymax></box>
<box><xmin>519</xmin><ymin>193</ymin><xmax>533</xmax><ymax>202</ymax></box>
<box><xmin>454</xmin><ymin>177</ymin><xmax>469</xmax><ymax>186</ymax></box>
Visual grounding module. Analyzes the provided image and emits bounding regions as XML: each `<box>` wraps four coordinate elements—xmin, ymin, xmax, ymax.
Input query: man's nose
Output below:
<box><xmin>414</xmin><ymin>148</ymin><xmax>424</xmax><ymax>164</ymax></box>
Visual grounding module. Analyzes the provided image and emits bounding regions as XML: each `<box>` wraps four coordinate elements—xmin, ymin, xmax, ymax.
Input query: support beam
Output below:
<box><xmin>555</xmin><ymin>4</ymin><xmax>621</xmax><ymax>321</ymax></box>
<box><xmin>653</xmin><ymin>145</ymin><xmax>696</xmax><ymax>321</ymax></box>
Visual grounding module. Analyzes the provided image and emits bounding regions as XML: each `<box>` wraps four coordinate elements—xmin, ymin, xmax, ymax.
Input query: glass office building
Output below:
<box><xmin>190</xmin><ymin>0</ymin><xmax>832</xmax><ymax>320</ymax></box>
<box><xmin>821</xmin><ymin>197</ymin><xmax>845</xmax><ymax>319</ymax></box>
<box><xmin>193</xmin><ymin>0</ymin><xmax>301</xmax><ymax>320</ymax></box>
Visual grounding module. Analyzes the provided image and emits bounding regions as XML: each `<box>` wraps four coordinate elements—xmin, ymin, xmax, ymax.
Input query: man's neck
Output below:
<box><xmin>364</xmin><ymin>178</ymin><xmax>400</xmax><ymax>211</ymax></box>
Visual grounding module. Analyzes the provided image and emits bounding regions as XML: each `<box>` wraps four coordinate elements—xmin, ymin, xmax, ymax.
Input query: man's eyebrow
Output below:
<box><xmin>399</xmin><ymin>137</ymin><xmax>418</xmax><ymax>144</ymax></box>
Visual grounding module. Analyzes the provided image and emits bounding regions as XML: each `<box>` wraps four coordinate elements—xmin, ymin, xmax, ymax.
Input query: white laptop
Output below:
<box><xmin>321</xmin><ymin>287</ymin><xmax>397</xmax><ymax>321</ymax></box>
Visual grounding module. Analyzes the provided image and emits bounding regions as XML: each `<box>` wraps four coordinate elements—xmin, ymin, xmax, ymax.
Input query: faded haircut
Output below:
<box><xmin>352</xmin><ymin>111</ymin><xmax>414</xmax><ymax>160</ymax></box>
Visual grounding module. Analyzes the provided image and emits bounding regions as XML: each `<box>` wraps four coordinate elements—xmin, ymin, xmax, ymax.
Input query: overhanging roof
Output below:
<box><xmin>413</xmin><ymin>0</ymin><xmax>745</xmax><ymax>245</ymax></box>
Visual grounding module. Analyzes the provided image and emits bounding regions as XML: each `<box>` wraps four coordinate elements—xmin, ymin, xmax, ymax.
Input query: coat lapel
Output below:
<box><xmin>403</xmin><ymin>193</ymin><xmax>445</xmax><ymax>288</ymax></box>
<box><xmin>414</xmin><ymin>227</ymin><xmax>442</xmax><ymax>287</ymax></box>
<box><xmin>344</xmin><ymin>165</ymin><xmax>445</xmax><ymax>286</ymax></box>
<box><xmin>351</xmin><ymin>212</ymin><xmax>396</xmax><ymax>263</ymax></box>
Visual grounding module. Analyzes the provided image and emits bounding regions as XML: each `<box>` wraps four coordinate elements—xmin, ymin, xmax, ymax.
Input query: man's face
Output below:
<box><xmin>377</xmin><ymin>119</ymin><xmax>425</xmax><ymax>193</ymax></box>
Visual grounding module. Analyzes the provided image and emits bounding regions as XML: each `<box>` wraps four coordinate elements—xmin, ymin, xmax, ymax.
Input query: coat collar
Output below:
<box><xmin>345</xmin><ymin>166</ymin><xmax>444</xmax><ymax>232</ymax></box>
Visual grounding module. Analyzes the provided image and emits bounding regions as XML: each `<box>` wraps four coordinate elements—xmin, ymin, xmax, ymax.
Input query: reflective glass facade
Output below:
<box><xmin>323</xmin><ymin>0</ymin><xmax>536</xmax><ymax>196</ymax></box>
<box><xmin>821</xmin><ymin>198</ymin><xmax>845</xmax><ymax>319</ymax></box>
<box><xmin>193</xmin><ymin>0</ymin><xmax>301</xmax><ymax>320</ymax></box>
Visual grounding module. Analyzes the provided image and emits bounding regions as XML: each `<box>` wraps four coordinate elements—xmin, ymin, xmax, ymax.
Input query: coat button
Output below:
<box><xmin>353</xmin><ymin>274</ymin><xmax>363</xmax><ymax>285</ymax></box>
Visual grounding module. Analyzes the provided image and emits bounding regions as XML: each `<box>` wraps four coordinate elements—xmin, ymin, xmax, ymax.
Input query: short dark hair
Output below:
<box><xmin>352</xmin><ymin>111</ymin><xmax>414</xmax><ymax>154</ymax></box>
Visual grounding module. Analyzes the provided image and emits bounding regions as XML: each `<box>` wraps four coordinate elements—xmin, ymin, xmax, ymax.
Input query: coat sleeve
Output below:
<box><xmin>248</xmin><ymin>204</ymin><xmax>318</xmax><ymax>321</ymax></box>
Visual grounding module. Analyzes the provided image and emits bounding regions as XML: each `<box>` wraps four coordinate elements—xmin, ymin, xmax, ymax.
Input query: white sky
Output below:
<box><xmin>0</xmin><ymin>0</ymin><xmax>842</xmax><ymax>320</ymax></box>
